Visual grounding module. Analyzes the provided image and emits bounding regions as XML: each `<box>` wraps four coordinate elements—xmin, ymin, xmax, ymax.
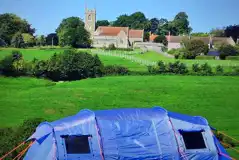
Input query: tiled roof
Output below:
<box><xmin>150</xmin><ymin>34</ymin><xmax>158</xmax><ymax>41</ymax></box>
<box><xmin>129</xmin><ymin>30</ymin><xmax>144</xmax><ymax>38</ymax></box>
<box><xmin>97</xmin><ymin>26</ymin><xmax>129</xmax><ymax>36</ymax></box>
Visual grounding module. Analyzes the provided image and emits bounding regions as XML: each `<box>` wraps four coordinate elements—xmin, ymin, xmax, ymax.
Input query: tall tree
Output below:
<box><xmin>96</xmin><ymin>20</ymin><xmax>110</xmax><ymax>28</ymax></box>
<box><xmin>56</xmin><ymin>17</ymin><xmax>90</xmax><ymax>47</ymax></box>
<box><xmin>22</xmin><ymin>33</ymin><xmax>35</xmax><ymax>47</ymax></box>
<box><xmin>113</xmin><ymin>14</ymin><xmax>130</xmax><ymax>27</ymax></box>
<box><xmin>191</xmin><ymin>32</ymin><xmax>209</xmax><ymax>37</ymax></box>
<box><xmin>210</xmin><ymin>28</ymin><xmax>225</xmax><ymax>37</ymax></box>
<box><xmin>173</xmin><ymin>12</ymin><xmax>192</xmax><ymax>35</ymax></box>
<box><xmin>46</xmin><ymin>33</ymin><xmax>59</xmax><ymax>46</ymax></box>
<box><xmin>36</xmin><ymin>35</ymin><xmax>46</xmax><ymax>46</ymax></box>
<box><xmin>224</xmin><ymin>25</ymin><xmax>239</xmax><ymax>42</ymax></box>
<box><xmin>0</xmin><ymin>13</ymin><xmax>35</xmax><ymax>45</ymax></box>
<box><xmin>150</xmin><ymin>18</ymin><xmax>159</xmax><ymax>34</ymax></box>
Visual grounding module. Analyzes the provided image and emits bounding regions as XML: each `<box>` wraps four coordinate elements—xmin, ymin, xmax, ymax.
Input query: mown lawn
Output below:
<box><xmin>0</xmin><ymin>76</ymin><xmax>238</xmax><ymax>136</ymax></box>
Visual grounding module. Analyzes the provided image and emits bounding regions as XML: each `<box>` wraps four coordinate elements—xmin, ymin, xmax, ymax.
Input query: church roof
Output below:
<box><xmin>129</xmin><ymin>30</ymin><xmax>144</xmax><ymax>38</ymax></box>
<box><xmin>97</xmin><ymin>26</ymin><xmax>129</xmax><ymax>36</ymax></box>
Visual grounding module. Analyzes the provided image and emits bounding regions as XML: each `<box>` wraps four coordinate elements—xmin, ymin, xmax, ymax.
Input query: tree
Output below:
<box><xmin>224</xmin><ymin>25</ymin><xmax>239</xmax><ymax>42</ymax></box>
<box><xmin>11</xmin><ymin>32</ymin><xmax>25</xmax><ymax>48</ymax></box>
<box><xmin>22</xmin><ymin>33</ymin><xmax>35</xmax><ymax>47</ymax></box>
<box><xmin>113</xmin><ymin>12</ymin><xmax>151</xmax><ymax>31</ymax></box>
<box><xmin>0</xmin><ymin>13</ymin><xmax>35</xmax><ymax>45</ymax></box>
<box><xmin>191</xmin><ymin>32</ymin><xmax>209</xmax><ymax>37</ymax></box>
<box><xmin>56</xmin><ymin>17</ymin><xmax>91</xmax><ymax>47</ymax></box>
<box><xmin>154</xmin><ymin>35</ymin><xmax>168</xmax><ymax>46</ymax></box>
<box><xmin>150</xmin><ymin>18</ymin><xmax>159</xmax><ymax>34</ymax></box>
<box><xmin>46</xmin><ymin>33</ymin><xmax>59</xmax><ymax>46</ymax></box>
<box><xmin>96</xmin><ymin>20</ymin><xmax>110</xmax><ymax>28</ymax></box>
<box><xmin>36</xmin><ymin>35</ymin><xmax>46</xmax><ymax>46</ymax></box>
<box><xmin>210</xmin><ymin>28</ymin><xmax>225</xmax><ymax>37</ymax></box>
<box><xmin>173</xmin><ymin>12</ymin><xmax>192</xmax><ymax>35</ymax></box>
<box><xmin>144</xmin><ymin>32</ymin><xmax>150</xmax><ymax>42</ymax></box>
<box><xmin>218</xmin><ymin>44</ymin><xmax>238</xmax><ymax>60</ymax></box>
<box><xmin>185</xmin><ymin>40</ymin><xmax>209</xmax><ymax>59</ymax></box>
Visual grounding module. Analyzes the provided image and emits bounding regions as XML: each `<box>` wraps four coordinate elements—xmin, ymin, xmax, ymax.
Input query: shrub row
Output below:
<box><xmin>195</xmin><ymin>55</ymin><xmax>215</xmax><ymax>60</ymax></box>
<box><xmin>0</xmin><ymin>50</ymin><xmax>129</xmax><ymax>81</ymax></box>
<box><xmin>148</xmin><ymin>60</ymin><xmax>239</xmax><ymax>76</ymax></box>
<box><xmin>226</xmin><ymin>56</ymin><xmax>239</xmax><ymax>60</ymax></box>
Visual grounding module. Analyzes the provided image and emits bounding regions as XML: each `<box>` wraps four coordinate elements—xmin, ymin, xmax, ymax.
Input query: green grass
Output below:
<box><xmin>0</xmin><ymin>76</ymin><xmax>239</xmax><ymax>138</ymax></box>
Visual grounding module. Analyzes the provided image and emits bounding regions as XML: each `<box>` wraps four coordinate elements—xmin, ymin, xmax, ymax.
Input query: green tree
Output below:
<box><xmin>218</xmin><ymin>44</ymin><xmax>238</xmax><ymax>60</ymax></box>
<box><xmin>11</xmin><ymin>32</ymin><xmax>25</xmax><ymax>48</ymax></box>
<box><xmin>46</xmin><ymin>33</ymin><xmax>58</xmax><ymax>46</ymax></box>
<box><xmin>0</xmin><ymin>13</ymin><xmax>35</xmax><ymax>45</ymax></box>
<box><xmin>173</xmin><ymin>12</ymin><xmax>192</xmax><ymax>35</ymax></box>
<box><xmin>224</xmin><ymin>25</ymin><xmax>239</xmax><ymax>42</ymax></box>
<box><xmin>210</xmin><ymin>28</ymin><xmax>225</xmax><ymax>37</ymax></box>
<box><xmin>36</xmin><ymin>35</ymin><xmax>46</xmax><ymax>46</ymax></box>
<box><xmin>56</xmin><ymin>17</ymin><xmax>91</xmax><ymax>47</ymax></box>
<box><xmin>185</xmin><ymin>40</ymin><xmax>209</xmax><ymax>59</ymax></box>
<box><xmin>154</xmin><ymin>35</ymin><xmax>168</xmax><ymax>46</ymax></box>
<box><xmin>22</xmin><ymin>33</ymin><xmax>35</xmax><ymax>47</ymax></box>
<box><xmin>96</xmin><ymin>20</ymin><xmax>110</xmax><ymax>28</ymax></box>
<box><xmin>144</xmin><ymin>32</ymin><xmax>150</xmax><ymax>42</ymax></box>
<box><xmin>191</xmin><ymin>32</ymin><xmax>209</xmax><ymax>37</ymax></box>
<box><xmin>150</xmin><ymin>18</ymin><xmax>159</xmax><ymax>33</ymax></box>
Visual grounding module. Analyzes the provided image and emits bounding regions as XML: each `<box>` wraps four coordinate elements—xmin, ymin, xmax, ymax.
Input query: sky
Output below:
<box><xmin>0</xmin><ymin>0</ymin><xmax>239</xmax><ymax>35</ymax></box>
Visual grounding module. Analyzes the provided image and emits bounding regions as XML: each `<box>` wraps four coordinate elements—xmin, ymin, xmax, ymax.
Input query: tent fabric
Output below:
<box><xmin>24</xmin><ymin>107</ymin><xmax>230</xmax><ymax>160</ymax></box>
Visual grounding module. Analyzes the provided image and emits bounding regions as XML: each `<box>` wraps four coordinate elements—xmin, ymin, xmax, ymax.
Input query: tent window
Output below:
<box><xmin>64</xmin><ymin>135</ymin><xmax>91</xmax><ymax>154</ymax></box>
<box><xmin>181</xmin><ymin>131</ymin><xmax>206</xmax><ymax>149</ymax></box>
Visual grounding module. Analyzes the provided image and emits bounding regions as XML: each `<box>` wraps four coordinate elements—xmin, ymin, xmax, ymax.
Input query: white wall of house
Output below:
<box><xmin>129</xmin><ymin>38</ymin><xmax>143</xmax><ymax>47</ymax></box>
<box><xmin>168</xmin><ymin>43</ymin><xmax>182</xmax><ymax>50</ymax></box>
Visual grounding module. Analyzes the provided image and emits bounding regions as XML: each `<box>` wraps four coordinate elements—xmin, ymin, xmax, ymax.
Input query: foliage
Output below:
<box><xmin>108</xmin><ymin>43</ymin><xmax>116</xmax><ymax>50</ymax></box>
<box><xmin>0</xmin><ymin>118</ymin><xmax>44</xmax><ymax>160</ymax></box>
<box><xmin>167</xmin><ymin>61</ymin><xmax>188</xmax><ymax>74</ymax></box>
<box><xmin>173</xmin><ymin>12</ymin><xmax>192</xmax><ymax>35</ymax></box>
<box><xmin>226</xmin><ymin>56</ymin><xmax>239</xmax><ymax>60</ymax></box>
<box><xmin>154</xmin><ymin>35</ymin><xmax>168</xmax><ymax>46</ymax></box>
<box><xmin>36</xmin><ymin>35</ymin><xmax>46</xmax><ymax>46</ymax></box>
<box><xmin>46</xmin><ymin>50</ymin><xmax>104</xmax><ymax>81</ymax></box>
<box><xmin>0</xmin><ymin>13</ymin><xmax>35</xmax><ymax>45</ymax></box>
<box><xmin>216</xmin><ymin>65</ymin><xmax>224</xmax><ymax>74</ymax></box>
<box><xmin>185</xmin><ymin>39</ymin><xmax>209</xmax><ymax>59</ymax></box>
<box><xmin>22</xmin><ymin>33</ymin><xmax>35</xmax><ymax>47</ymax></box>
<box><xmin>210</xmin><ymin>28</ymin><xmax>225</xmax><ymax>37</ymax></box>
<box><xmin>224</xmin><ymin>25</ymin><xmax>239</xmax><ymax>42</ymax></box>
<box><xmin>191</xmin><ymin>32</ymin><xmax>209</xmax><ymax>37</ymax></box>
<box><xmin>195</xmin><ymin>55</ymin><xmax>215</xmax><ymax>60</ymax></box>
<box><xmin>104</xmin><ymin>65</ymin><xmax>129</xmax><ymax>75</ymax></box>
<box><xmin>56</xmin><ymin>17</ymin><xmax>91</xmax><ymax>48</ymax></box>
<box><xmin>11</xmin><ymin>32</ymin><xmax>25</xmax><ymax>48</ymax></box>
<box><xmin>46</xmin><ymin>33</ymin><xmax>59</xmax><ymax>46</ymax></box>
<box><xmin>157</xmin><ymin>61</ymin><xmax>167</xmax><ymax>73</ymax></box>
<box><xmin>27</xmin><ymin>58</ymin><xmax>48</xmax><ymax>77</ymax></box>
<box><xmin>192</xmin><ymin>63</ymin><xmax>200</xmax><ymax>72</ymax></box>
<box><xmin>199</xmin><ymin>63</ymin><xmax>213</xmax><ymax>75</ymax></box>
<box><xmin>150</xmin><ymin>18</ymin><xmax>159</xmax><ymax>34</ymax></box>
<box><xmin>219</xmin><ymin>44</ymin><xmax>238</xmax><ymax>60</ymax></box>
<box><xmin>96</xmin><ymin>20</ymin><xmax>110</xmax><ymax>28</ymax></box>
<box><xmin>0</xmin><ymin>50</ymin><xmax>27</xmax><ymax>76</ymax></box>
<box><xmin>144</xmin><ymin>32</ymin><xmax>150</xmax><ymax>42</ymax></box>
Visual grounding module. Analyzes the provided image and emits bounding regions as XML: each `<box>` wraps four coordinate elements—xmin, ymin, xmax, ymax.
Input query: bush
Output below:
<box><xmin>219</xmin><ymin>44</ymin><xmax>238</xmax><ymax>60</ymax></box>
<box><xmin>216</xmin><ymin>65</ymin><xmax>224</xmax><ymax>74</ymax></box>
<box><xmin>108</xmin><ymin>43</ymin><xmax>116</xmax><ymax>50</ymax></box>
<box><xmin>154</xmin><ymin>35</ymin><xmax>168</xmax><ymax>46</ymax></box>
<box><xmin>27</xmin><ymin>58</ymin><xmax>48</xmax><ymax>77</ymax></box>
<box><xmin>196</xmin><ymin>55</ymin><xmax>215</xmax><ymax>60</ymax></box>
<box><xmin>192</xmin><ymin>63</ymin><xmax>200</xmax><ymax>73</ymax></box>
<box><xmin>0</xmin><ymin>118</ymin><xmax>44</xmax><ymax>160</ymax></box>
<box><xmin>0</xmin><ymin>50</ymin><xmax>27</xmax><ymax>76</ymax></box>
<box><xmin>157</xmin><ymin>61</ymin><xmax>167</xmax><ymax>73</ymax></box>
<box><xmin>104</xmin><ymin>65</ymin><xmax>129</xmax><ymax>75</ymax></box>
<box><xmin>185</xmin><ymin>40</ymin><xmax>209</xmax><ymax>59</ymax></box>
<box><xmin>166</xmin><ymin>61</ymin><xmax>188</xmax><ymax>74</ymax></box>
<box><xmin>225</xmin><ymin>56</ymin><xmax>239</xmax><ymax>60</ymax></box>
<box><xmin>199</xmin><ymin>63</ymin><xmax>213</xmax><ymax>76</ymax></box>
<box><xmin>46</xmin><ymin>50</ymin><xmax>104</xmax><ymax>81</ymax></box>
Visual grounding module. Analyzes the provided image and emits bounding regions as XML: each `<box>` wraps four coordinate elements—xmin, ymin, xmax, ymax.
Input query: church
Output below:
<box><xmin>85</xmin><ymin>8</ymin><xmax>144</xmax><ymax>48</ymax></box>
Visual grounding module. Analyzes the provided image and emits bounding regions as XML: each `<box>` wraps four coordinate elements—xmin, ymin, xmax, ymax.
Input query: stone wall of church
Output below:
<box><xmin>129</xmin><ymin>38</ymin><xmax>143</xmax><ymax>47</ymax></box>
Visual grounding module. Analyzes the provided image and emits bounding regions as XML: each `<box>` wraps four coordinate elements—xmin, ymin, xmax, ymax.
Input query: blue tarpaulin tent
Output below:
<box><xmin>24</xmin><ymin>107</ymin><xmax>231</xmax><ymax>160</ymax></box>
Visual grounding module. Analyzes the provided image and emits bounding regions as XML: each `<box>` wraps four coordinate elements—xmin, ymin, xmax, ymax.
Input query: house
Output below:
<box><xmin>85</xmin><ymin>8</ymin><xmax>144</xmax><ymax>48</ymax></box>
<box><xmin>166</xmin><ymin>35</ymin><xmax>236</xmax><ymax>50</ymax></box>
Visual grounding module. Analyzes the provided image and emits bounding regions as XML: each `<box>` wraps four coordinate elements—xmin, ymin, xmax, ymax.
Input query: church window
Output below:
<box><xmin>88</xmin><ymin>15</ymin><xmax>92</xmax><ymax>21</ymax></box>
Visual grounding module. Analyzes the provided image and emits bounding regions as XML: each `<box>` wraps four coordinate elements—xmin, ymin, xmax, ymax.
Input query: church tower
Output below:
<box><xmin>85</xmin><ymin>8</ymin><xmax>96</xmax><ymax>36</ymax></box>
